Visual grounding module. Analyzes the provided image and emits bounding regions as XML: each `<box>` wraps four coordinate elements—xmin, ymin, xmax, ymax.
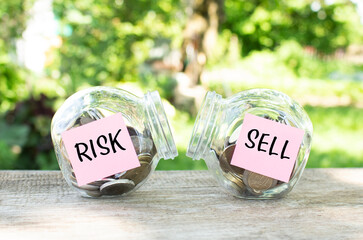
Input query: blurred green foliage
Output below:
<box><xmin>306</xmin><ymin>105</ymin><xmax>363</xmax><ymax>168</ymax></box>
<box><xmin>0</xmin><ymin>0</ymin><xmax>34</xmax><ymax>48</ymax></box>
<box><xmin>0</xmin><ymin>0</ymin><xmax>363</xmax><ymax>170</ymax></box>
<box><xmin>0</xmin><ymin>0</ymin><xmax>33</xmax><ymax>112</ymax></box>
<box><xmin>223</xmin><ymin>0</ymin><xmax>363</xmax><ymax>55</ymax></box>
<box><xmin>0</xmin><ymin>95</ymin><xmax>57</xmax><ymax>169</ymax></box>
<box><xmin>52</xmin><ymin>0</ymin><xmax>184</xmax><ymax>93</ymax></box>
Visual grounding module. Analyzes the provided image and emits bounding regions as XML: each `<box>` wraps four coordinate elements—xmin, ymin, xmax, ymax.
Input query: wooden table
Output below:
<box><xmin>0</xmin><ymin>169</ymin><xmax>362</xmax><ymax>239</ymax></box>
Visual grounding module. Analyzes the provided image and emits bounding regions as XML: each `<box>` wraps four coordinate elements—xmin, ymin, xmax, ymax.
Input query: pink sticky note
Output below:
<box><xmin>61</xmin><ymin>112</ymin><xmax>140</xmax><ymax>186</ymax></box>
<box><xmin>230</xmin><ymin>113</ymin><xmax>305</xmax><ymax>182</ymax></box>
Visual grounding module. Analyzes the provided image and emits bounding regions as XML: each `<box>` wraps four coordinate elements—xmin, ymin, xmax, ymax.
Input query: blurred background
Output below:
<box><xmin>1</xmin><ymin>0</ymin><xmax>363</xmax><ymax>170</ymax></box>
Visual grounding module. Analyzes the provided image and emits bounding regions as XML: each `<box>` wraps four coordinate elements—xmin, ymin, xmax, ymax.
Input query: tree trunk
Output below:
<box><xmin>174</xmin><ymin>0</ymin><xmax>224</xmax><ymax>114</ymax></box>
<box><xmin>181</xmin><ymin>0</ymin><xmax>224</xmax><ymax>86</ymax></box>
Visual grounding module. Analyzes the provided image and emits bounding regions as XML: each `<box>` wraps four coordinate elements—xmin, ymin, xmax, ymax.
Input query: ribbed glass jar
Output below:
<box><xmin>187</xmin><ymin>89</ymin><xmax>313</xmax><ymax>199</ymax></box>
<box><xmin>51</xmin><ymin>86</ymin><xmax>177</xmax><ymax>198</ymax></box>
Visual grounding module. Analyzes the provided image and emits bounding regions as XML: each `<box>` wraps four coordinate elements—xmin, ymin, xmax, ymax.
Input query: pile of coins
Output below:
<box><xmin>214</xmin><ymin>114</ymin><xmax>293</xmax><ymax>196</ymax></box>
<box><xmin>62</xmin><ymin>109</ymin><xmax>157</xmax><ymax>198</ymax></box>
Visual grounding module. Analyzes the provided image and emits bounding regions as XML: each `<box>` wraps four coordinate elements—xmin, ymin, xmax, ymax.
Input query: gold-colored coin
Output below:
<box><xmin>100</xmin><ymin>179</ymin><xmax>135</xmax><ymax>195</ymax></box>
<box><xmin>243</xmin><ymin>170</ymin><xmax>277</xmax><ymax>191</ymax></box>
<box><xmin>121</xmin><ymin>164</ymin><xmax>151</xmax><ymax>186</ymax></box>
<box><xmin>223</xmin><ymin>172</ymin><xmax>246</xmax><ymax>191</ymax></box>
<box><xmin>121</xmin><ymin>153</ymin><xmax>152</xmax><ymax>185</ymax></box>
<box><xmin>138</xmin><ymin>153</ymin><xmax>153</xmax><ymax>164</ymax></box>
<box><xmin>219</xmin><ymin>144</ymin><xmax>244</xmax><ymax>177</ymax></box>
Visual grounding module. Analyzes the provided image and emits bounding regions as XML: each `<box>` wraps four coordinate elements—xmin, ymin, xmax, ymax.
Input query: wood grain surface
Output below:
<box><xmin>0</xmin><ymin>169</ymin><xmax>362</xmax><ymax>240</ymax></box>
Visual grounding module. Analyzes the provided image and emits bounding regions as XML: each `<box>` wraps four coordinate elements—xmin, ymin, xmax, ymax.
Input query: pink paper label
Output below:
<box><xmin>61</xmin><ymin>112</ymin><xmax>140</xmax><ymax>186</ymax></box>
<box><xmin>230</xmin><ymin>113</ymin><xmax>305</xmax><ymax>182</ymax></box>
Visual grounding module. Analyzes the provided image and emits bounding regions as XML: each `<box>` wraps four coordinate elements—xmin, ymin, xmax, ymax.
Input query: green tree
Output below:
<box><xmin>53</xmin><ymin>0</ymin><xmax>185</xmax><ymax>93</ymax></box>
<box><xmin>0</xmin><ymin>0</ymin><xmax>34</xmax><ymax>113</ymax></box>
<box><xmin>223</xmin><ymin>0</ymin><xmax>363</xmax><ymax>56</ymax></box>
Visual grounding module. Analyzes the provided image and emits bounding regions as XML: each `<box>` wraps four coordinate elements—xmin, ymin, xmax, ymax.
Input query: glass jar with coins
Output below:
<box><xmin>187</xmin><ymin>89</ymin><xmax>313</xmax><ymax>199</ymax></box>
<box><xmin>51</xmin><ymin>86</ymin><xmax>177</xmax><ymax>198</ymax></box>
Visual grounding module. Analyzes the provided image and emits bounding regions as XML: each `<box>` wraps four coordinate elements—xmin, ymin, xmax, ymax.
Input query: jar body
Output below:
<box><xmin>187</xmin><ymin>89</ymin><xmax>313</xmax><ymax>199</ymax></box>
<box><xmin>51</xmin><ymin>86</ymin><xmax>177</xmax><ymax>198</ymax></box>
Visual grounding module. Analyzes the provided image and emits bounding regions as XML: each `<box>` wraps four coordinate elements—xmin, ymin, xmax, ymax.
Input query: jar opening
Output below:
<box><xmin>187</xmin><ymin>91</ymin><xmax>221</xmax><ymax>160</ymax></box>
<box><xmin>144</xmin><ymin>91</ymin><xmax>177</xmax><ymax>160</ymax></box>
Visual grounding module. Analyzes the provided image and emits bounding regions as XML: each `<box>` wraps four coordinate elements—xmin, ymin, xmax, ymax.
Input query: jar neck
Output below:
<box><xmin>187</xmin><ymin>91</ymin><xmax>222</xmax><ymax>160</ymax></box>
<box><xmin>144</xmin><ymin>91</ymin><xmax>177</xmax><ymax>160</ymax></box>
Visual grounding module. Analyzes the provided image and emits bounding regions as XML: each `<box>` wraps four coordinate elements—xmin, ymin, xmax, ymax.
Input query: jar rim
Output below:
<box><xmin>186</xmin><ymin>91</ymin><xmax>222</xmax><ymax>160</ymax></box>
<box><xmin>144</xmin><ymin>91</ymin><xmax>178</xmax><ymax>160</ymax></box>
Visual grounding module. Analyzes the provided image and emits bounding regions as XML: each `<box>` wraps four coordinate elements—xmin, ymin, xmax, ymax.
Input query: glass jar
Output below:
<box><xmin>187</xmin><ymin>89</ymin><xmax>313</xmax><ymax>199</ymax></box>
<box><xmin>51</xmin><ymin>86</ymin><xmax>177</xmax><ymax>198</ymax></box>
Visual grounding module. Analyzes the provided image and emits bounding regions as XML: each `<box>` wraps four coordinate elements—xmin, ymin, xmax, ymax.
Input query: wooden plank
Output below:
<box><xmin>0</xmin><ymin>169</ymin><xmax>362</xmax><ymax>240</ymax></box>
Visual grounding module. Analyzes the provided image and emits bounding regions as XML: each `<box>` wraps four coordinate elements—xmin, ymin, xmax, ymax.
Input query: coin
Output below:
<box><xmin>85</xmin><ymin>190</ymin><xmax>103</xmax><ymax>198</ymax></box>
<box><xmin>72</xmin><ymin>182</ymin><xmax>100</xmax><ymax>191</ymax></box>
<box><xmin>79</xmin><ymin>109</ymin><xmax>104</xmax><ymax>125</ymax></box>
<box><xmin>88</xmin><ymin>180</ymin><xmax>109</xmax><ymax>187</ymax></box>
<box><xmin>80</xmin><ymin>116</ymin><xmax>94</xmax><ymax>125</ymax></box>
<box><xmin>121</xmin><ymin>164</ymin><xmax>151</xmax><ymax>186</ymax></box>
<box><xmin>144</xmin><ymin>128</ymin><xmax>157</xmax><ymax>157</ymax></box>
<box><xmin>138</xmin><ymin>153</ymin><xmax>153</xmax><ymax>164</ymax></box>
<box><xmin>131</xmin><ymin>136</ymin><xmax>155</xmax><ymax>155</ymax></box>
<box><xmin>113</xmin><ymin>172</ymin><xmax>126</xmax><ymax>179</ymax></box>
<box><xmin>219</xmin><ymin>144</ymin><xmax>244</xmax><ymax>177</ymax></box>
<box><xmin>243</xmin><ymin>170</ymin><xmax>277</xmax><ymax>191</ymax></box>
<box><xmin>223</xmin><ymin>172</ymin><xmax>246</xmax><ymax>191</ymax></box>
<box><xmin>224</xmin><ymin>136</ymin><xmax>230</xmax><ymax>149</ymax></box>
<box><xmin>127</xmin><ymin>126</ymin><xmax>139</xmax><ymax>136</ymax></box>
<box><xmin>69</xmin><ymin>171</ymin><xmax>77</xmax><ymax>183</ymax></box>
<box><xmin>100</xmin><ymin>179</ymin><xmax>135</xmax><ymax>195</ymax></box>
<box><xmin>61</xmin><ymin>118</ymin><xmax>154</xmax><ymax>197</ymax></box>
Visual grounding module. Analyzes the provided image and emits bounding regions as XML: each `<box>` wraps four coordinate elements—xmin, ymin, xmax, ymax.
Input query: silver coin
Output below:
<box><xmin>131</xmin><ymin>136</ymin><xmax>154</xmax><ymax>155</ymax></box>
<box><xmin>72</xmin><ymin>182</ymin><xmax>100</xmax><ymax>191</ymax></box>
<box><xmin>100</xmin><ymin>179</ymin><xmax>135</xmax><ymax>195</ymax></box>
<box><xmin>113</xmin><ymin>171</ymin><xmax>127</xmax><ymax>179</ymax></box>
<box><xmin>79</xmin><ymin>109</ymin><xmax>104</xmax><ymax>125</ymax></box>
<box><xmin>80</xmin><ymin>116</ymin><xmax>94</xmax><ymax>125</ymax></box>
<box><xmin>142</xmin><ymin>128</ymin><xmax>157</xmax><ymax>157</ymax></box>
<box><xmin>88</xmin><ymin>179</ymin><xmax>112</xmax><ymax>187</ymax></box>
<box><xmin>101</xmin><ymin>177</ymin><xmax>118</xmax><ymax>182</ymax></box>
<box><xmin>85</xmin><ymin>190</ymin><xmax>103</xmax><ymax>198</ymax></box>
